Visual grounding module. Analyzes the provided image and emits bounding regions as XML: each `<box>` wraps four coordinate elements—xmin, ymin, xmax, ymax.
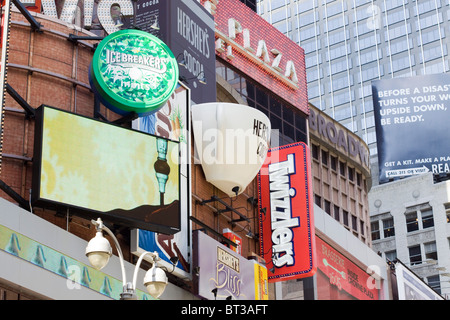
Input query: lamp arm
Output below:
<box><xmin>100</xmin><ymin>223</ymin><xmax>128</xmax><ymax>287</ymax></box>
<box><xmin>132</xmin><ymin>251</ymin><xmax>158</xmax><ymax>290</ymax></box>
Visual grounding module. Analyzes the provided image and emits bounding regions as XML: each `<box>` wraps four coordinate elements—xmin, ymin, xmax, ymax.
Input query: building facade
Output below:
<box><xmin>216</xmin><ymin>1</ymin><xmax>390</xmax><ymax>300</ymax></box>
<box><xmin>309</xmin><ymin>104</ymin><xmax>372</xmax><ymax>246</ymax></box>
<box><xmin>369</xmin><ymin>173</ymin><xmax>450</xmax><ymax>298</ymax></box>
<box><xmin>0</xmin><ymin>0</ymin><xmax>392</xmax><ymax>301</ymax></box>
<box><xmin>256</xmin><ymin>0</ymin><xmax>450</xmax><ymax>185</ymax></box>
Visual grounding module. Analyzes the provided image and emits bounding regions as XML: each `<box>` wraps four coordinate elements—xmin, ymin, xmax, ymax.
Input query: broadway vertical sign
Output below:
<box><xmin>258</xmin><ymin>142</ymin><xmax>316</xmax><ymax>282</ymax></box>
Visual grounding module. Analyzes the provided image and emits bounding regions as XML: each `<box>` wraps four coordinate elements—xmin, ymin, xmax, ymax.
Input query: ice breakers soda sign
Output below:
<box><xmin>258</xmin><ymin>142</ymin><xmax>316</xmax><ymax>282</ymax></box>
<box><xmin>89</xmin><ymin>29</ymin><xmax>179</xmax><ymax>116</ymax></box>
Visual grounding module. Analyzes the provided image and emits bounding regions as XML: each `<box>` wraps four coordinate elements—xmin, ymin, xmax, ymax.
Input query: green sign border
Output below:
<box><xmin>90</xmin><ymin>29</ymin><xmax>179</xmax><ymax>116</ymax></box>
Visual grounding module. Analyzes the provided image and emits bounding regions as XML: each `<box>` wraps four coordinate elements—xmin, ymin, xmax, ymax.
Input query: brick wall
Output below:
<box><xmin>2</xmin><ymin>11</ymin><xmax>262</xmax><ymax>277</ymax></box>
<box><xmin>1</xmin><ymin>12</ymin><xmax>119</xmax><ymax>249</ymax></box>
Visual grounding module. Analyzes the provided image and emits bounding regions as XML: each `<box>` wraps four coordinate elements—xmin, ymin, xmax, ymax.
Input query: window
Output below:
<box><xmin>406</xmin><ymin>212</ymin><xmax>419</xmax><ymax>232</ymax></box>
<box><xmin>330</xmin><ymin>155</ymin><xmax>337</xmax><ymax>171</ymax></box>
<box><xmin>371</xmin><ymin>221</ymin><xmax>380</xmax><ymax>241</ymax></box>
<box><xmin>406</xmin><ymin>204</ymin><xmax>434</xmax><ymax>231</ymax></box>
<box><xmin>409</xmin><ymin>245</ymin><xmax>422</xmax><ymax>265</ymax></box>
<box><xmin>339</xmin><ymin>161</ymin><xmax>346</xmax><ymax>176</ymax></box>
<box><xmin>446</xmin><ymin>204</ymin><xmax>450</xmax><ymax>223</ymax></box>
<box><xmin>385</xmin><ymin>250</ymin><xmax>397</xmax><ymax>263</ymax></box>
<box><xmin>312</xmin><ymin>144</ymin><xmax>319</xmax><ymax>160</ymax></box>
<box><xmin>383</xmin><ymin>218</ymin><xmax>395</xmax><ymax>238</ymax></box>
<box><xmin>348</xmin><ymin>167</ymin><xmax>355</xmax><ymax>182</ymax></box>
<box><xmin>322</xmin><ymin>150</ymin><xmax>329</xmax><ymax>165</ymax></box>
<box><xmin>421</xmin><ymin>209</ymin><xmax>434</xmax><ymax>229</ymax></box>
<box><xmin>352</xmin><ymin>215</ymin><xmax>358</xmax><ymax>231</ymax></box>
<box><xmin>324</xmin><ymin>200</ymin><xmax>331</xmax><ymax>215</ymax></box>
<box><xmin>334</xmin><ymin>205</ymin><xmax>340</xmax><ymax>221</ymax></box>
<box><xmin>427</xmin><ymin>275</ymin><xmax>441</xmax><ymax>294</ymax></box>
<box><xmin>315</xmin><ymin>195</ymin><xmax>321</xmax><ymax>207</ymax></box>
<box><xmin>343</xmin><ymin>210</ymin><xmax>349</xmax><ymax>227</ymax></box>
<box><xmin>424</xmin><ymin>242</ymin><xmax>438</xmax><ymax>261</ymax></box>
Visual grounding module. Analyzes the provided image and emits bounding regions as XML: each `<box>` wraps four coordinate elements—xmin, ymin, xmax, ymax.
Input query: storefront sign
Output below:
<box><xmin>193</xmin><ymin>230</ymin><xmax>268</xmax><ymax>300</ymax></box>
<box><xmin>316</xmin><ymin>237</ymin><xmax>380</xmax><ymax>300</ymax></box>
<box><xmin>258</xmin><ymin>142</ymin><xmax>316</xmax><ymax>282</ymax></box>
<box><xmin>32</xmin><ymin>106</ymin><xmax>181</xmax><ymax>234</ymax></box>
<box><xmin>213</xmin><ymin>0</ymin><xmax>308</xmax><ymax>116</ymax></box>
<box><xmin>89</xmin><ymin>29</ymin><xmax>179</xmax><ymax>116</ymax></box>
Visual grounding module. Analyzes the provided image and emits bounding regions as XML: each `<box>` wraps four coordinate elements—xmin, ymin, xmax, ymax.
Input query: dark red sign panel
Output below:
<box><xmin>214</xmin><ymin>0</ymin><xmax>308</xmax><ymax>116</ymax></box>
<box><xmin>258</xmin><ymin>142</ymin><xmax>316</xmax><ymax>282</ymax></box>
<box><xmin>316</xmin><ymin>237</ymin><xmax>380</xmax><ymax>300</ymax></box>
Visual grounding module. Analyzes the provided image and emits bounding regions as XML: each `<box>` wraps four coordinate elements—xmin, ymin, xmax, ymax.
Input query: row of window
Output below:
<box><xmin>315</xmin><ymin>194</ymin><xmax>367</xmax><ymax>239</ymax></box>
<box><xmin>311</xmin><ymin>144</ymin><xmax>365</xmax><ymax>186</ymax></box>
<box><xmin>215</xmin><ymin>59</ymin><xmax>308</xmax><ymax>146</ymax></box>
<box><xmin>371</xmin><ymin>204</ymin><xmax>436</xmax><ymax>241</ymax></box>
<box><xmin>383</xmin><ymin>245</ymin><xmax>442</xmax><ymax>293</ymax></box>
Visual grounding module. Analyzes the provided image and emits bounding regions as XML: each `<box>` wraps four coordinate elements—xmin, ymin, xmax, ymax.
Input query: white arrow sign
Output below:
<box><xmin>386</xmin><ymin>166</ymin><xmax>430</xmax><ymax>178</ymax></box>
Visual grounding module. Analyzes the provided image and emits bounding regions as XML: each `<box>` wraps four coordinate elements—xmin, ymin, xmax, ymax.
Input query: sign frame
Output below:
<box><xmin>32</xmin><ymin>105</ymin><xmax>181</xmax><ymax>235</ymax></box>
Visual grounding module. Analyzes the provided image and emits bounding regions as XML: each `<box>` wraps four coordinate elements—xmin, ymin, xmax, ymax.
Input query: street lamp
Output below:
<box><xmin>85</xmin><ymin>218</ymin><xmax>168</xmax><ymax>300</ymax></box>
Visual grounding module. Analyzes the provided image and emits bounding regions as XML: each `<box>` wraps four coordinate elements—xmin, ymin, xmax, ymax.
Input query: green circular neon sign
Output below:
<box><xmin>89</xmin><ymin>30</ymin><xmax>179</xmax><ymax>116</ymax></box>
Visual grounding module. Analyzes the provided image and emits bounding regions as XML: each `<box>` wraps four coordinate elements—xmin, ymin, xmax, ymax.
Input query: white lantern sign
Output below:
<box><xmin>192</xmin><ymin>103</ymin><xmax>271</xmax><ymax>196</ymax></box>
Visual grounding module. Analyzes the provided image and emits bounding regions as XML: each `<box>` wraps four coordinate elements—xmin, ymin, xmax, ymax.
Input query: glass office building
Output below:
<box><xmin>256</xmin><ymin>0</ymin><xmax>450</xmax><ymax>184</ymax></box>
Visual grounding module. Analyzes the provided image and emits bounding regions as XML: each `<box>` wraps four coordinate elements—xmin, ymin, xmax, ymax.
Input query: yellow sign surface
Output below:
<box><xmin>36</xmin><ymin>107</ymin><xmax>179</xmax><ymax>223</ymax></box>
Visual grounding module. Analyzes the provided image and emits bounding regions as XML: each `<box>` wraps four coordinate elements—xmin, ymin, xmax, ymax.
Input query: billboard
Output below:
<box><xmin>131</xmin><ymin>83</ymin><xmax>192</xmax><ymax>279</ymax></box>
<box><xmin>394</xmin><ymin>260</ymin><xmax>444</xmax><ymax>300</ymax></box>
<box><xmin>32</xmin><ymin>106</ymin><xmax>180</xmax><ymax>234</ymax></box>
<box><xmin>193</xmin><ymin>230</ymin><xmax>268</xmax><ymax>300</ymax></box>
<box><xmin>133</xmin><ymin>0</ymin><xmax>216</xmax><ymax>104</ymax></box>
<box><xmin>372</xmin><ymin>74</ymin><xmax>450</xmax><ymax>182</ymax></box>
<box><xmin>258</xmin><ymin>142</ymin><xmax>316</xmax><ymax>282</ymax></box>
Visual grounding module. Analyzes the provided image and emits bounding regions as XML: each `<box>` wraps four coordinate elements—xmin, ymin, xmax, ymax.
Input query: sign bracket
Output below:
<box><xmin>11</xmin><ymin>0</ymin><xmax>42</xmax><ymax>32</ymax></box>
<box><xmin>190</xmin><ymin>216</ymin><xmax>237</xmax><ymax>248</ymax></box>
<box><xmin>200</xmin><ymin>195</ymin><xmax>250</xmax><ymax>223</ymax></box>
<box><xmin>6</xmin><ymin>84</ymin><xmax>35</xmax><ymax>119</ymax></box>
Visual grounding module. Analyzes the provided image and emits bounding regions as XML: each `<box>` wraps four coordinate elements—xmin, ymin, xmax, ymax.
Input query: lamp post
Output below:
<box><xmin>85</xmin><ymin>218</ymin><xmax>168</xmax><ymax>300</ymax></box>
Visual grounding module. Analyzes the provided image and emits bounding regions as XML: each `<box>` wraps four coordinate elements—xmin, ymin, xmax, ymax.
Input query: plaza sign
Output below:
<box><xmin>213</xmin><ymin>0</ymin><xmax>309</xmax><ymax>116</ymax></box>
<box><xmin>89</xmin><ymin>29</ymin><xmax>179</xmax><ymax>116</ymax></box>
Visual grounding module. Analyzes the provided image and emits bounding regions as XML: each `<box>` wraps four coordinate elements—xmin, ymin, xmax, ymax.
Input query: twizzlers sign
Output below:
<box><xmin>258</xmin><ymin>142</ymin><xmax>316</xmax><ymax>282</ymax></box>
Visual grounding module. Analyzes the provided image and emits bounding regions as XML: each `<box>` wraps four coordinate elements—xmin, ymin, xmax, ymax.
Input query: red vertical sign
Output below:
<box><xmin>258</xmin><ymin>142</ymin><xmax>316</xmax><ymax>282</ymax></box>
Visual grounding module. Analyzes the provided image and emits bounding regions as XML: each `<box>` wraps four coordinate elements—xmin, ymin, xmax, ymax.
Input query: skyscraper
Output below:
<box><xmin>257</xmin><ymin>0</ymin><xmax>449</xmax><ymax>184</ymax></box>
